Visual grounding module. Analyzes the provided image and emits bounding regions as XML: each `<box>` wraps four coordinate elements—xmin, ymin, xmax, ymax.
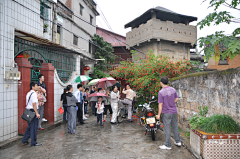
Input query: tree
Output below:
<box><xmin>92</xmin><ymin>34</ymin><xmax>115</xmax><ymax>79</ymax></box>
<box><xmin>197</xmin><ymin>0</ymin><xmax>240</xmax><ymax>62</ymax></box>
<box><xmin>111</xmin><ymin>50</ymin><xmax>191</xmax><ymax>108</ymax></box>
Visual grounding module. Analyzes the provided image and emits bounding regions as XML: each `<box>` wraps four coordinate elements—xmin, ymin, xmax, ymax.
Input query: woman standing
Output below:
<box><xmin>103</xmin><ymin>89</ymin><xmax>112</xmax><ymax>122</ymax></box>
<box><xmin>110</xmin><ymin>86</ymin><xmax>119</xmax><ymax>124</ymax></box>
<box><xmin>84</xmin><ymin>88</ymin><xmax>90</xmax><ymax>117</ymax></box>
<box><xmin>37</xmin><ymin>85</ymin><xmax>46</xmax><ymax>130</ymax></box>
<box><xmin>60</xmin><ymin>88</ymin><xmax>68</xmax><ymax>121</ymax></box>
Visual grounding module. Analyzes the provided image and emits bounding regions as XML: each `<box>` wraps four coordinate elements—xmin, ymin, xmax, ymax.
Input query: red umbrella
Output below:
<box><xmin>95</xmin><ymin>77</ymin><xmax>117</xmax><ymax>88</ymax></box>
<box><xmin>86</xmin><ymin>92</ymin><xmax>110</xmax><ymax>102</ymax></box>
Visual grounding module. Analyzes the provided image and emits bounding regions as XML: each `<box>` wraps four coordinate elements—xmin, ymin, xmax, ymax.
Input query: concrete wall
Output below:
<box><xmin>170</xmin><ymin>68</ymin><xmax>240</xmax><ymax>129</ymax></box>
<box><xmin>132</xmin><ymin>40</ymin><xmax>190</xmax><ymax>61</ymax></box>
<box><xmin>0</xmin><ymin>0</ymin><xmax>43</xmax><ymax>142</ymax></box>
<box><xmin>126</xmin><ymin>18</ymin><xmax>197</xmax><ymax>48</ymax></box>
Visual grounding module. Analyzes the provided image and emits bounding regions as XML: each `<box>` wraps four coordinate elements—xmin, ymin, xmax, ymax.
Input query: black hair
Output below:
<box><xmin>30</xmin><ymin>82</ymin><xmax>37</xmax><ymax>90</ymax></box>
<box><xmin>160</xmin><ymin>76</ymin><xmax>168</xmax><ymax>85</ymax></box>
<box><xmin>98</xmin><ymin>96</ymin><xmax>103</xmax><ymax>99</ymax></box>
<box><xmin>126</xmin><ymin>84</ymin><xmax>131</xmax><ymax>88</ymax></box>
<box><xmin>85</xmin><ymin>88</ymin><xmax>89</xmax><ymax>91</ymax></box>
<box><xmin>64</xmin><ymin>88</ymin><xmax>68</xmax><ymax>93</ymax></box>
<box><xmin>67</xmin><ymin>85</ymin><xmax>73</xmax><ymax>91</ymax></box>
<box><xmin>98</xmin><ymin>88</ymin><xmax>102</xmax><ymax>92</ymax></box>
<box><xmin>112</xmin><ymin>85</ymin><xmax>118</xmax><ymax>90</ymax></box>
<box><xmin>77</xmin><ymin>84</ymin><xmax>83</xmax><ymax>89</ymax></box>
<box><xmin>38</xmin><ymin>74</ymin><xmax>44</xmax><ymax>79</ymax></box>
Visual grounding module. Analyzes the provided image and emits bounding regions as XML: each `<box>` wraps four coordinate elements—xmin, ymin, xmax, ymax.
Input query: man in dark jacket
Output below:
<box><xmin>66</xmin><ymin>85</ymin><xmax>78</xmax><ymax>134</ymax></box>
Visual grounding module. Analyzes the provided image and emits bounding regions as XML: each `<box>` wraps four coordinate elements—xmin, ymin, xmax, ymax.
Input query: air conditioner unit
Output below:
<box><xmin>5</xmin><ymin>71</ymin><xmax>21</xmax><ymax>80</ymax></box>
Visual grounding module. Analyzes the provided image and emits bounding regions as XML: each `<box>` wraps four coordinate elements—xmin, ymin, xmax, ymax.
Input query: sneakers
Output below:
<box><xmin>174</xmin><ymin>142</ymin><xmax>181</xmax><ymax>146</ymax></box>
<box><xmin>159</xmin><ymin>145</ymin><xmax>172</xmax><ymax>150</ymax></box>
<box><xmin>42</xmin><ymin>118</ymin><xmax>47</xmax><ymax>122</ymax></box>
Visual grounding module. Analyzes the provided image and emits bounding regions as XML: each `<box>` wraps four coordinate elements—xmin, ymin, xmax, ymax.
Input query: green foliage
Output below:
<box><xmin>197</xmin><ymin>0</ymin><xmax>240</xmax><ymax>61</ymax></box>
<box><xmin>189</xmin><ymin>114</ymin><xmax>240</xmax><ymax>134</ymax></box>
<box><xmin>190</xmin><ymin>61</ymin><xmax>204</xmax><ymax>72</ymax></box>
<box><xmin>198</xmin><ymin>106</ymin><xmax>209</xmax><ymax>117</ymax></box>
<box><xmin>92</xmin><ymin>34</ymin><xmax>115</xmax><ymax>79</ymax></box>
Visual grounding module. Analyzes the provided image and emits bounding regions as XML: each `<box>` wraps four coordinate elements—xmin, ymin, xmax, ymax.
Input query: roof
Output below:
<box><xmin>96</xmin><ymin>27</ymin><xmax>126</xmax><ymax>46</ymax></box>
<box><xmin>125</xmin><ymin>6</ymin><xmax>198</xmax><ymax>29</ymax></box>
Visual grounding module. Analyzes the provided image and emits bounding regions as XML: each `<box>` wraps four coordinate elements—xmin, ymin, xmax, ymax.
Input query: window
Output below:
<box><xmin>114</xmin><ymin>55</ymin><xmax>121</xmax><ymax>64</ymax></box>
<box><xmin>40</xmin><ymin>1</ymin><xmax>50</xmax><ymax>19</ymax></box>
<box><xmin>90</xmin><ymin>15</ymin><xmax>93</xmax><ymax>25</ymax></box>
<box><xmin>80</xmin><ymin>4</ymin><xmax>84</xmax><ymax>15</ymax></box>
<box><xmin>56</xmin><ymin>25</ymin><xmax>61</xmax><ymax>44</ymax></box>
<box><xmin>218</xmin><ymin>55</ymin><xmax>229</xmax><ymax>65</ymax></box>
<box><xmin>73</xmin><ymin>35</ymin><xmax>78</xmax><ymax>46</ymax></box>
<box><xmin>89</xmin><ymin>40</ymin><xmax>92</xmax><ymax>53</ymax></box>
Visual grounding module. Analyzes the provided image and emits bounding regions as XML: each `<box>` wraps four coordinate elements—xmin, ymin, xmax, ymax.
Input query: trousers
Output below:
<box><xmin>77</xmin><ymin>103</ymin><xmax>83</xmax><ymax>123</ymax></box>
<box><xmin>162</xmin><ymin>113</ymin><xmax>181</xmax><ymax>147</ymax></box>
<box><xmin>38</xmin><ymin>104</ymin><xmax>44</xmax><ymax>129</ymax></box>
<box><xmin>63</xmin><ymin>104</ymin><xmax>68</xmax><ymax>121</ymax></box>
<box><xmin>22</xmin><ymin>114</ymin><xmax>38</xmax><ymax>146</ymax></box>
<box><xmin>67</xmin><ymin>106</ymin><xmax>77</xmax><ymax>134</ymax></box>
<box><xmin>97</xmin><ymin>113</ymin><xmax>103</xmax><ymax>124</ymax></box>
<box><xmin>92</xmin><ymin>101</ymin><xmax>96</xmax><ymax>115</ymax></box>
<box><xmin>119</xmin><ymin>98</ymin><xmax>132</xmax><ymax>120</ymax></box>
<box><xmin>111</xmin><ymin>103</ymin><xmax>118</xmax><ymax>123</ymax></box>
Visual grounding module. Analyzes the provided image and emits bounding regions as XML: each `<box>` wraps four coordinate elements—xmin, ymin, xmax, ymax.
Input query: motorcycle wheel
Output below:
<box><xmin>151</xmin><ymin>130</ymin><xmax>155</xmax><ymax>141</ymax></box>
<box><xmin>117</xmin><ymin>109</ymin><xmax>124</xmax><ymax>123</ymax></box>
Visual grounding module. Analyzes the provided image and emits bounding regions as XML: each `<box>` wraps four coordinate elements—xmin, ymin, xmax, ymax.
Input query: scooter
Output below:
<box><xmin>139</xmin><ymin>96</ymin><xmax>161</xmax><ymax>141</ymax></box>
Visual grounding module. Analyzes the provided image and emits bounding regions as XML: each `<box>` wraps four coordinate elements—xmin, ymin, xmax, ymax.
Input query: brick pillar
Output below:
<box><xmin>15</xmin><ymin>58</ymin><xmax>32</xmax><ymax>135</ymax></box>
<box><xmin>39</xmin><ymin>63</ymin><xmax>55</xmax><ymax>124</ymax></box>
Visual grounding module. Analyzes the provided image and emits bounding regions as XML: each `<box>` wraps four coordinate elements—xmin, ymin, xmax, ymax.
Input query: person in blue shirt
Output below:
<box><xmin>74</xmin><ymin>84</ymin><xmax>85</xmax><ymax>125</ymax></box>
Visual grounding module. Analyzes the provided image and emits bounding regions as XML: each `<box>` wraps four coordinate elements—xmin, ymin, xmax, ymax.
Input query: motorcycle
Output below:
<box><xmin>139</xmin><ymin>96</ymin><xmax>161</xmax><ymax>141</ymax></box>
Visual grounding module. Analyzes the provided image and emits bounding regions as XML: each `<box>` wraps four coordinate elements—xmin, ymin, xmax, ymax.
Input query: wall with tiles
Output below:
<box><xmin>0</xmin><ymin>0</ymin><xmax>43</xmax><ymax>142</ymax></box>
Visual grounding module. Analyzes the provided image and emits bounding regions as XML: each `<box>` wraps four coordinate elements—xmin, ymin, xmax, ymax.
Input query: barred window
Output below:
<box><xmin>73</xmin><ymin>35</ymin><xmax>78</xmax><ymax>46</ymax></box>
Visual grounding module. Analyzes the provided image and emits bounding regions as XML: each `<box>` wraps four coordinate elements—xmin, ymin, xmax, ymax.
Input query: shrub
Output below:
<box><xmin>189</xmin><ymin>114</ymin><xmax>240</xmax><ymax>134</ymax></box>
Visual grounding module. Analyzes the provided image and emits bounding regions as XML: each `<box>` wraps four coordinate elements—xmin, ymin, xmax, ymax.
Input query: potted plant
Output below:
<box><xmin>188</xmin><ymin>106</ymin><xmax>240</xmax><ymax>159</ymax></box>
<box><xmin>43</xmin><ymin>24</ymin><xmax>49</xmax><ymax>33</ymax></box>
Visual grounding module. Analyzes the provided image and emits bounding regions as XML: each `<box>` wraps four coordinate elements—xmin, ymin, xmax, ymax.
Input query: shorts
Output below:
<box><xmin>103</xmin><ymin>105</ymin><xmax>112</xmax><ymax>115</ymax></box>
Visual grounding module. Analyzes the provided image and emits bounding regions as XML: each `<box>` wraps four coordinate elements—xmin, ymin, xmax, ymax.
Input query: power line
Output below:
<box><xmin>11</xmin><ymin>0</ymin><xmax>127</xmax><ymax>62</ymax></box>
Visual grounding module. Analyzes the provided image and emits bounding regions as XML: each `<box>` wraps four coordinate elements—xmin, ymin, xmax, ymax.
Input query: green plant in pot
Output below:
<box><xmin>189</xmin><ymin>106</ymin><xmax>240</xmax><ymax>134</ymax></box>
<box><xmin>43</xmin><ymin>24</ymin><xmax>49</xmax><ymax>33</ymax></box>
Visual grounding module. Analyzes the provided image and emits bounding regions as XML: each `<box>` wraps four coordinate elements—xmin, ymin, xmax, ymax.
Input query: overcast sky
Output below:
<box><xmin>95</xmin><ymin>0</ymin><xmax>239</xmax><ymax>51</ymax></box>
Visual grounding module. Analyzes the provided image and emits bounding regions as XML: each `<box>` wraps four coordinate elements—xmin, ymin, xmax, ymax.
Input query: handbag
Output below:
<box><xmin>21</xmin><ymin>92</ymin><xmax>36</xmax><ymax>123</ymax></box>
<box><xmin>58</xmin><ymin>107</ymin><xmax>64</xmax><ymax>114</ymax></box>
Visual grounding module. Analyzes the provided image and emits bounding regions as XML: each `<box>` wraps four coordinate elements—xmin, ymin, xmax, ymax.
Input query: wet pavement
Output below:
<box><xmin>0</xmin><ymin>114</ymin><xmax>194</xmax><ymax>159</ymax></box>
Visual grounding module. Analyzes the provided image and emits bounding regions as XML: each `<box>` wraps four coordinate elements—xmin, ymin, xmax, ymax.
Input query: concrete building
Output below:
<box><xmin>125</xmin><ymin>6</ymin><xmax>197</xmax><ymax>61</ymax></box>
<box><xmin>0</xmin><ymin>0</ymin><xmax>98</xmax><ymax>143</ymax></box>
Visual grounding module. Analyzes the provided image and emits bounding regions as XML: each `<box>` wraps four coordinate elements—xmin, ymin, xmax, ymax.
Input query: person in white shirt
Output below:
<box><xmin>22</xmin><ymin>82</ymin><xmax>42</xmax><ymax>147</ymax></box>
<box><xmin>73</xmin><ymin>84</ymin><xmax>85</xmax><ymax>125</ymax></box>
<box><xmin>110</xmin><ymin>86</ymin><xmax>120</xmax><ymax>124</ymax></box>
<box><xmin>96</xmin><ymin>97</ymin><xmax>104</xmax><ymax>126</ymax></box>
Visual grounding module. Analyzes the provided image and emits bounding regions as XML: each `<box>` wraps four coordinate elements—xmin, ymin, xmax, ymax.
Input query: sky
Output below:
<box><xmin>95</xmin><ymin>0</ymin><xmax>239</xmax><ymax>51</ymax></box>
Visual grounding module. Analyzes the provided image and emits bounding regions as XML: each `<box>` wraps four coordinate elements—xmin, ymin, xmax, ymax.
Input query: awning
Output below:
<box><xmin>15</xmin><ymin>29</ymin><xmax>96</xmax><ymax>63</ymax></box>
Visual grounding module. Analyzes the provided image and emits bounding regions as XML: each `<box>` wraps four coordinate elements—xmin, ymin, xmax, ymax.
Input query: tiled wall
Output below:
<box><xmin>0</xmin><ymin>0</ymin><xmax>42</xmax><ymax>142</ymax></box>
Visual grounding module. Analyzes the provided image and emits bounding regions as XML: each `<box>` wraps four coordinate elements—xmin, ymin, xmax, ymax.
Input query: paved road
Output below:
<box><xmin>0</xmin><ymin>114</ymin><xmax>194</xmax><ymax>159</ymax></box>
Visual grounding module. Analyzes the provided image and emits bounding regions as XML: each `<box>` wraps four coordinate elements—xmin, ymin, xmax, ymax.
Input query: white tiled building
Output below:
<box><xmin>0</xmin><ymin>0</ymin><xmax>98</xmax><ymax>143</ymax></box>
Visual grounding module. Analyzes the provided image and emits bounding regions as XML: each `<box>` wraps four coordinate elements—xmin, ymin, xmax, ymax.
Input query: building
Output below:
<box><xmin>125</xmin><ymin>6</ymin><xmax>197</xmax><ymax>61</ymax></box>
<box><xmin>207</xmin><ymin>38</ymin><xmax>240</xmax><ymax>70</ymax></box>
<box><xmin>96</xmin><ymin>26</ymin><xmax>131</xmax><ymax>94</ymax></box>
<box><xmin>0</xmin><ymin>0</ymin><xmax>98</xmax><ymax>142</ymax></box>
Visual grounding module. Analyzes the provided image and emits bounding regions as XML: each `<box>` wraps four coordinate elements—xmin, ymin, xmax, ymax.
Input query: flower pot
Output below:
<box><xmin>190</xmin><ymin>129</ymin><xmax>240</xmax><ymax>159</ymax></box>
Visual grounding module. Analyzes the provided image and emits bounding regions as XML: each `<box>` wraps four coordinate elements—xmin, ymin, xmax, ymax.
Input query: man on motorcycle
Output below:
<box><xmin>119</xmin><ymin>84</ymin><xmax>136</xmax><ymax>122</ymax></box>
<box><xmin>156</xmin><ymin>76</ymin><xmax>181</xmax><ymax>150</ymax></box>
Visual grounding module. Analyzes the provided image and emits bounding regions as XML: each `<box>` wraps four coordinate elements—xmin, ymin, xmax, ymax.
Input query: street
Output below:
<box><xmin>0</xmin><ymin>115</ymin><xmax>194</xmax><ymax>159</ymax></box>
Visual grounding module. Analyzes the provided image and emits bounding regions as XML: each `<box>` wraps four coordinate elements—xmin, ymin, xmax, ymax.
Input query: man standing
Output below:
<box><xmin>90</xmin><ymin>86</ymin><xmax>96</xmax><ymax>115</ymax></box>
<box><xmin>22</xmin><ymin>82</ymin><xmax>42</xmax><ymax>146</ymax></box>
<box><xmin>65</xmin><ymin>85</ymin><xmax>78</xmax><ymax>134</ymax></box>
<box><xmin>37</xmin><ymin>74</ymin><xmax>47</xmax><ymax>123</ymax></box>
<box><xmin>156</xmin><ymin>77</ymin><xmax>181</xmax><ymax>150</ymax></box>
<box><xmin>74</xmin><ymin>84</ymin><xmax>85</xmax><ymax>125</ymax></box>
<box><xmin>119</xmin><ymin>84</ymin><xmax>136</xmax><ymax>122</ymax></box>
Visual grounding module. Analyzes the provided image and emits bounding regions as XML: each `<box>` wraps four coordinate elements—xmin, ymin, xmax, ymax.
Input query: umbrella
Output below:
<box><xmin>113</xmin><ymin>81</ymin><xmax>121</xmax><ymax>88</ymax></box>
<box><xmin>88</xmin><ymin>79</ymin><xmax>100</xmax><ymax>86</ymax></box>
<box><xmin>71</xmin><ymin>75</ymin><xmax>92</xmax><ymax>83</ymax></box>
<box><xmin>95</xmin><ymin>77</ymin><xmax>117</xmax><ymax>88</ymax></box>
<box><xmin>86</xmin><ymin>92</ymin><xmax>110</xmax><ymax>102</ymax></box>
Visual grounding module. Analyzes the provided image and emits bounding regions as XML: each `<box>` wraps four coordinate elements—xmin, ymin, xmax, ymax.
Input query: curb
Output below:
<box><xmin>0</xmin><ymin>120</ymin><xmax>64</xmax><ymax>150</ymax></box>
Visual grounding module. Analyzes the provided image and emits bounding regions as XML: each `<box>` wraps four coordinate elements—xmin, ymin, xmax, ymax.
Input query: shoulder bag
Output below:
<box><xmin>21</xmin><ymin>92</ymin><xmax>36</xmax><ymax>123</ymax></box>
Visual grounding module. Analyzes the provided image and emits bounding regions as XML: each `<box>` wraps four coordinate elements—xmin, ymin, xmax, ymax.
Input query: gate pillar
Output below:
<box><xmin>15</xmin><ymin>58</ymin><xmax>32</xmax><ymax>135</ymax></box>
<box><xmin>39</xmin><ymin>63</ymin><xmax>55</xmax><ymax>124</ymax></box>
